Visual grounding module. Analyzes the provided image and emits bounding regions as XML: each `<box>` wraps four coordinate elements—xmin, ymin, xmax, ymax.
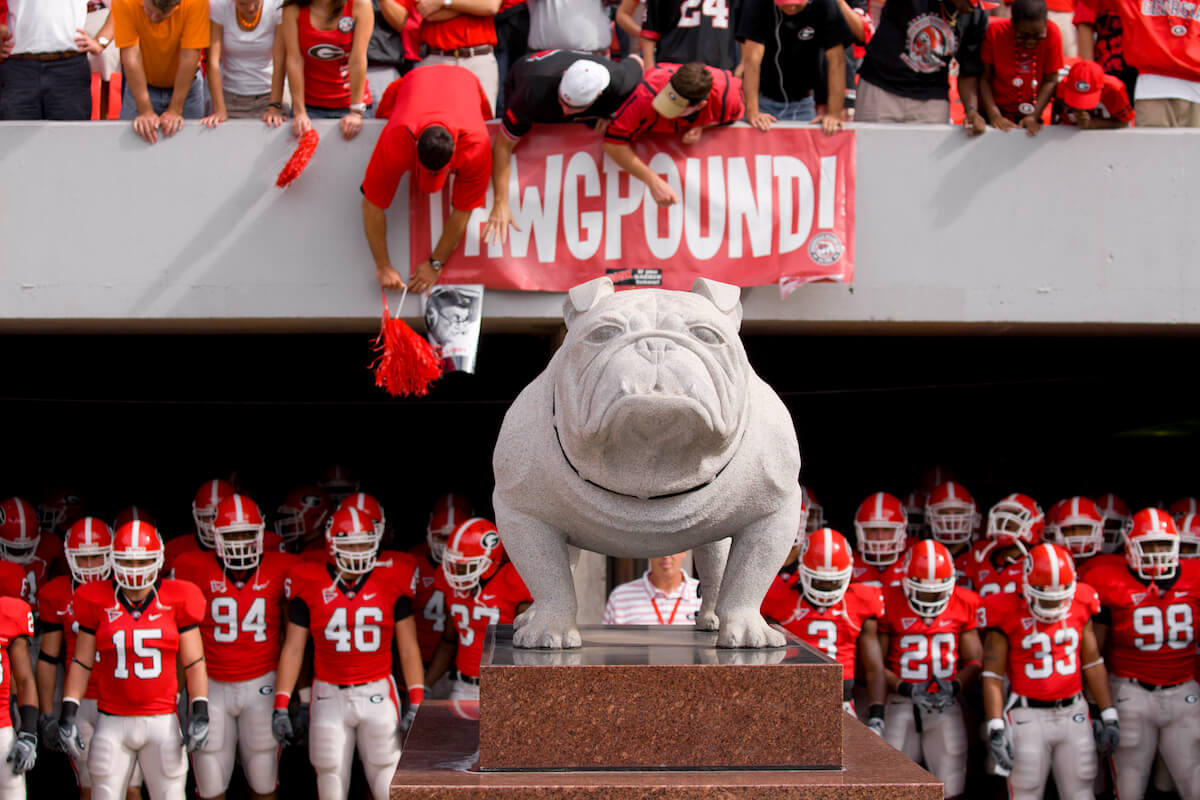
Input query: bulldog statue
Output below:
<box><xmin>492</xmin><ymin>277</ymin><xmax>802</xmax><ymax>649</ymax></box>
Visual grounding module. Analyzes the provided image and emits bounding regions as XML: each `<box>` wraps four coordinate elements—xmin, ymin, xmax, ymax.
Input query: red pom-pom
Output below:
<box><xmin>370</xmin><ymin>290</ymin><xmax>443</xmax><ymax>397</ymax></box>
<box><xmin>276</xmin><ymin>129</ymin><xmax>320</xmax><ymax>188</ymax></box>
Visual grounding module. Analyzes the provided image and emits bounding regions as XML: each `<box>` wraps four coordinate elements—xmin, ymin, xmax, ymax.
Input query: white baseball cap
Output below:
<box><xmin>558</xmin><ymin>61</ymin><xmax>611</xmax><ymax>109</ymax></box>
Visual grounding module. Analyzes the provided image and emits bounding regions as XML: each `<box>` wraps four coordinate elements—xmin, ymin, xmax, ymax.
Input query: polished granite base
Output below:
<box><xmin>478</xmin><ymin>625</ymin><xmax>841</xmax><ymax>770</ymax></box>
<box><xmin>391</xmin><ymin>702</ymin><xmax>942</xmax><ymax>799</ymax></box>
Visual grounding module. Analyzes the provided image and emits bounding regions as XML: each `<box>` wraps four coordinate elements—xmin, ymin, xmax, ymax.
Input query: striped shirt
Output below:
<box><xmin>602</xmin><ymin>571</ymin><xmax>702</xmax><ymax>625</ymax></box>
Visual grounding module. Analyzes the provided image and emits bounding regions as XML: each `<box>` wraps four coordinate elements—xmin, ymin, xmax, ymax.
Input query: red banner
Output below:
<box><xmin>410</xmin><ymin>123</ymin><xmax>855</xmax><ymax>294</ymax></box>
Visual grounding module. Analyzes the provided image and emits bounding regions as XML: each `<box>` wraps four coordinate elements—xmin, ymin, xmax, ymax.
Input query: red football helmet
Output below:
<box><xmin>902</xmin><ymin>490</ymin><xmax>927</xmax><ymax>539</ymax></box>
<box><xmin>1023</xmin><ymin>543</ymin><xmax>1076</xmax><ymax>623</ymax></box>
<box><xmin>213</xmin><ymin>494</ymin><xmax>265</xmax><ymax>570</ymax></box>
<box><xmin>1045</xmin><ymin>496</ymin><xmax>1104</xmax><ymax>559</ymax></box>
<box><xmin>1125</xmin><ymin>508</ymin><xmax>1179</xmax><ymax>580</ymax></box>
<box><xmin>337</xmin><ymin>492</ymin><xmax>385</xmax><ymax>538</ymax></box>
<box><xmin>111</xmin><ymin>520</ymin><xmax>164</xmax><ymax>590</ymax></box>
<box><xmin>926</xmin><ymin>481</ymin><xmax>979</xmax><ymax>547</ymax></box>
<box><xmin>426</xmin><ymin>493</ymin><xmax>474</xmax><ymax>563</ymax></box>
<box><xmin>1169</xmin><ymin>497</ymin><xmax>1200</xmax><ymax>524</ymax></box>
<box><xmin>37</xmin><ymin>488</ymin><xmax>86</xmax><ymax>535</ymax></box>
<box><xmin>799</xmin><ymin>528</ymin><xmax>853</xmax><ymax>607</ymax></box>
<box><xmin>854</xmin><ymin>492</ymin><xmax>908</xmax><ymax>567</ymax></box>
<box><xmin>802</xmin><ymin>486</ymin><xmax>824</xmax><ymax>534</ymax></box>
<box><xmin>903</xmin><ymin>539</ymin><xmax>956</xmax><ymax>618</ymax></box>
<box><xmin>325</xmin><ymin>506</ymin><xmax>380</xmax><ymax>575</ymax></box>
<box><xmin>1177</xmin><ymin>512</ymin><xmax>1200</xmax><ymax>558</ymax></box>
<box><xmin>986</xmin><ymin>493</ymin><xmax>1044</xmax><ymax>548</ymax></box>
<box><xmin>191</xmin><ymin>479</ymin><xmax>236</xmax><ymax>548</ymax></box>
<box><xmin>273</xmin><ymin>485</ymin><xmax>331</xmax><ymax>543</ymax></box>
<box><xmin>1093</xmin><ymin>493</ymin><xmax>1131</xmax><ymax>554</ymax></box>
<box><xmin>442</xmin><ymin>518</ymin><xmax>504</xmax><ymax>593</ymax></box>
<box><xmin>0</xmin><ymin>497</ymin><xmax>41</xmax><ymax>564</ymax></box>
<box><xmin>65</xmin><ymin>516</ymin><xmax>113</xmax><ymax>584</ymax></box>
<box><xmin>318</xmin><ymin>464</ymin><xmax>359</xmax><ymax>507</ymax></box>
<box><xmin>112</xmin><ymin>506</ymin><xmax>156</xmax><ymax>532</ymax></box>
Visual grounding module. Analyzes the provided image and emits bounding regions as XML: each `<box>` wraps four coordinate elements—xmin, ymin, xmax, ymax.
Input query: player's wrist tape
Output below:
<box><xmin>867</xmin><ymin>704</ymin><xmax>885</xmax><ymax>721</ymax></box>
<box><xmin>981</xmin><ymin>671</ymin><xmax>1004</xmax><ymax>681</ymax></box>
<box><xmin>408</xmin><ymin>685</ymin><xmax>427</xmax><ymax>705</ymax></box>
<box><xmin>1100</xmin><ymin>707</ymin><xmax>1118</xmax><ymax>724</ymax></box>
<box><xmin>964</xmin><ymin>660</ymin><xmax>982</xmax><ymax>671</ymax></box>
<box><xmin>18</xmin><ymin>705</ymin><xmax>38</xmax><ymax>735</ymax></box>
<box><xmin>986</xmin><ymin>718</ymin><xmax>1005</xmax><ymax>734</ymax></box>
<box><xmin>1082</xmin><ymin>658</ymin><xmax>1105</xmax><ymax>670</ymax></box>
<box><xmin>60</xmin><ymin>699</ymin><xmax>79</xmax><ymax>725</ymax></box>
<box><xmin>190</xmin><ymin>698</ymin><xmax>209</xmax><ymax>718</ymax></box>
<box><xmin>897</xmin><ymin>682</ymin><xmax>914</xmax><ymax>698</ymax></box>
<box><xmin>274</xmin><ymin>692</ymin><xmax>291</xmax><ymax>711</ymax></box>
<box><xmin>298</xmin><ymin>687</ymin><xmax>312</xmax><ymax>704</ymax></box>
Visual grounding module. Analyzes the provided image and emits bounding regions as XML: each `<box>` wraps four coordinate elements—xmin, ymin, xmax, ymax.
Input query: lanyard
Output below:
<box><xmin>651</xmin><ymin>595</ymin><xmax>682</xmax><ymax>625</ymax></box>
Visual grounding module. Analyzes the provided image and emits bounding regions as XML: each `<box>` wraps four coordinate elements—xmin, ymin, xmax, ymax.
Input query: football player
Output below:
<box><xmin>36</xmin><ymin>487</ymin><xmax>87</xmax><ymax>537</ymax></box>
<box><xmin>1086</xmin><ymin>508</ymin><xmax>1200</xmax><ymax>800</ymax></box>
<box><xmin>962</xmin><ymin>493</ymin><xmax>1044</xmax><ymax>597</ymax></box>
<box><xmin>851</xmin><ymin>492</ymin><xmax>910</xmax><ymax>588</ymax></box>
<box><xmin>803</xmin><ymin>486</ymin><xmax>824</xmax><ymax>536</ymax></box>
<box><xmin>925</xmin><ymin>481</ymin><xmax>980</xmax><ymax>582</ymax></box>
<box><xmin>316</xmin><ymin>465</ymin><xmax>358</xmax><ymax>509</ymax></box>
<box><xmin>57</xmin><ymin>519</ymin><xmax>210</xmax><ymax>800</ymax></box>
<box><xmin>425</xmin><ymin>518</ymin><xmax>531</xmax><ymax>702</ymax></box>
<box><xmin>1042</xmin><ymin>496</ymin><xmax>1109</xmax><ymax>580</ymax></box>
<box><xmin>761</xmin><ymin>528</ymin><xmax>886</xmax><ymax>732</ymax></box>
<box><xmin>271</xmin><ymin>485</ymin><xmax>331</xmax><ymax>556</ymax></box>
<box><xmin>1095</xmin><ymin>493</ymin><xmax>1133</xmax><ymax>555</ymax></box>
<box><xmin>164</xmin><ymin>479</ymin><xmax>235</xmax><ymax>573</ymax></box>
<box><xmin>1178</xmin><ymin>511</ymin><xmax>1200</xmax><ymax>559</ymax></box>
<box><xmin>979</xmin><ymin>542</ymin><xmax>1118</xmax><ymax>800</ymax></box>
<box><xmin>0</xmin><ymin>495</ymin><xmax>65</xmax><ymax>610</ymax></box>
<box><xmin>902</xmin><ymin>490</ymin><xmax>928</xmax><ymax>540</ymax></box>
<box><xmin>1168</xmin><ymin>496</ymin><xmax>1200</xmax><ymax>525</ymax></box>
<box><xmin>878</xmin><ymin>539</ymin><xmax>982</xmax><ymax>799</ymax></box>
<box><xmin>0</xmin><ymin>592</ymin><xmax>38</xmax><ymax>797</ymax></box>
<box><xmin>172</xmin><ymin>495</ymin><xmax>299</xmax><ymax>800</ymax></box>
<box><xmin>409</xmin><ymin>494</ymin><xmax>473</xmax><ymax>698</ymax></box>
<box><xmin>272</xmin><ymin>506</ymin><xmax>424</xmax><ymax>800</ymax></box>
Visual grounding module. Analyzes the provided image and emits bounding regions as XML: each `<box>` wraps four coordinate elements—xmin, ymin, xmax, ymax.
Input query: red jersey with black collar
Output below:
<box><xmin>1087</xmin><ymin>559</ymin><xmax>1200</xmax><ymax>686</ymax></box>
<box><xmin>172</xmin><ymin>550</ymin><xmax>299</xmax><ymax>682</ymax></box>
<box><xmin>285</xmin><ymin>551</ymin><xmax>418</xmax><ymax>685</ymax></box>
<box><xmin>409</xmin><ymin>549</ymin><xmax>448</xmax><ymax>663</ymax></box>
<box><xmin>761</xmin><ymin>580</ymin><xmax>883</xmax><ymax>680</ymax></box>
<box><xmin>0</xmin><ymin>597</ymin><xmax>34</xmax><ymax>729</ymax></box>
<box><xmin>961</xmin><ymin>539</ymin><xmax>1026</xmax><ymax>597</ymax></box>
<box><xmin>851</xmin><ymin>553</ymin><xmax>907</xmax><ymax>590</ymax></box>
<box><xmin>446</xmin><ymin>563</ymin><xmax>531</xmax><ymax>679</ymax></box>
<box><xmin>73</xmin><ymin>579</ymin><xmax>206</xmax><ymax>716</ymax></box>
<box><xmin>978</xmin><ymin>583</ymin><xmax>1100</xmax><ymax>701</ymax></box>
<box><xmin>880</xmin><ymin>585</ymin><xmax>980</xmax><ymax>685</ymax></box>
<box><xmin>38</xmin><ymin>576</ymin><xmax>100</xmax><ymax>699</ymax></box>
<box><xmin>604</xmin><ymin>63</ymin><xmax>745</xmax><ymax>144</ymax></box>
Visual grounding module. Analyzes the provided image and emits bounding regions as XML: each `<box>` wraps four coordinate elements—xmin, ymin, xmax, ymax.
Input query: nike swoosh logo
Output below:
<box><xmin>362</xmin><ymin>593</ymin><xmax>377</xmax><ymax>600</ymax></box>
<box><xmin>253</xmin><ymin>583</ymin><xmax>270</xmax><ymax>591</ymax></box>
<box><xmin>147</xmin><ymin>613</ymin><xmax>162</xmax><ymax>620</ymax></box>
<box><xmin>1015</xmin><ymin>719</ymin><xmax>1031</xmax><ymax>725</ymax></box>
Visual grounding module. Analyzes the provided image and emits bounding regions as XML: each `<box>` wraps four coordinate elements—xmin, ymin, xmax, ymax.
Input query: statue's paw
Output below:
<box><xmin>694</xmin><ymin>606</ymin><xmax>720</xmax><ymax>631</ymax></box>
<box><xmin>716</xmin><ymin>612</ymin><xmax>786</xmax><ymax>649</ymax></box>
<box><xmin>513</xmin><ymin>605</ymin><xmax>535</xmax><ymax>631</ymax></box>
<box><xmin>512</xmin><ymin>614</ymin><xmax>582</xmax><ymax>649</ymax></box>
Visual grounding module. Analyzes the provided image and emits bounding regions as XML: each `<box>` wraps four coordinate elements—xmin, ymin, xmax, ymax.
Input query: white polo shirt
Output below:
<box><xmin>6</xmin><ymin>0</ymin><xmax>86</xmax><ymax>55</ymax></box>
<box><xmin>602</xmin><ymin>570</ymin><xmax>702</xmax><ymax>626</ymax></box>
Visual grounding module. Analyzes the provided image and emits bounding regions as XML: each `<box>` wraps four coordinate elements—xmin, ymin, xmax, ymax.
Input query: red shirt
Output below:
<box><xmin>1082</xmin><ymin>0</ymin><xmax>1200</xmax><ymax>81</ymax></box>
<box><xmin>1053</xmin><ymin>72</ymin><xmax>1135</xmax><ymax>122</ymax></box>
<box><xmin>172</xmin><ymin>550</ymin><xmax>299</xmax><ymax>682</ymax></box>
<box><xmin>446</xmin><ymin>562</ymin><xmax>530</xmax><ymax>679</ymax></box>
<box><xmin>74</xmin><ymin>579</ymin><xmax>206</xmax><ymax>716</ymax></box>
<box><xmin>1087</xmin><ymin>560</ymin><xmax>1200</xmax><ymax>686</ymax></box>
<box><xmin>10</xmin><ymin>536</ymin><xmax>66</xmax><ymax>614</ymax></box>
<box><xmin>297</xmin><ymin>0</ymin><xmax>371</xmax><ymax>109</ymax></box>
<box><xmin>410</xmin><ymin>549</ymin><xmax>447</xmax><ymax>663</ymax></box>
<box><xmin>1076</xmin><ymin>552</ymin><xmax>1124</xmax><ymax>583</ymax></box>
<box><xmin>361</xmin><ymin>64</ymin><xmax>492</xmax><ymax>212</ymax></box>
<box><xmin>761</xmin><ymin>581</ymin><xmax>883</xmax><ymax>680</ymax></box>
<box><xmin>0</xmin><ymin>597</ymin><xmax>34</xmax><ymax>729</ymax></box>
<box><xmin>285</xmin><ymin>552</ymin><xmax>418</xmax><ymax>685</ymax></box>
<box><xmin>604</xmin><ymin>63</ymin><xmax>745</xmax><ymax>144</ymax></box>
<box><xmin>880</xmin><ymin>585</ymin><xmax>979</xmax><ymax>684</ymax></box>
<box><xmin>982</xmin><ymin>19</ymin><xmax>1065</xmax><ymax>115</ymax></box>
<box><xmin>0</xmin><ymin>561</ymin><xmax>27</xmax><ymax>604</ymax></box>
<box><xmin>39</xmin><ymin>577</ymin><xmax>100</xmax><ymax>699</ymax></box>
<box><xmin>979</xmin><ymin>583</ymin><xmax>1100</xmax><ymax>701</ymax></box>
<box><xmin>164</xmin><ymin>535</ymin><xmax>203</xmax><ymax>575</ymax></box>
<box><xmin>400</xmin><ymin>0</ymin><xmax>496</xmax><ymax>50</ymax></box>
<box><xmin>961</xmin><ymin>539</ymin><xmax>1027</xmax><ymax>598</ymax></box>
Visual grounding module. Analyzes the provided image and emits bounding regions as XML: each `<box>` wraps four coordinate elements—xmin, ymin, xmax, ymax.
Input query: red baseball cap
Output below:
<box><xmin>1062</xmin><ymin>61</ymin><xmax>1105</xmax><ymax>110</ymax></box>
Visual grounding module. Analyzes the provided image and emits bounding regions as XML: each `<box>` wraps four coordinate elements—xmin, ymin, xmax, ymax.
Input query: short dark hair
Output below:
<box><xmin>669</xmin><ymin>63</ymin><xmax>713</xmax><ymax>103</ymax></box>
<box><xmin>151</xmin><ymin>0</ymin><xmax>182</xmax><ymax>9</ymax></box>
<box><xmin>1012</xmin><ymin>0</ymin><xmax>1048</xmax><ymax>24</ymax></box>
<box><xmin>416</xmin><ymin>126</ymin><xmax>455</xmax><ymax>171</ymax></box>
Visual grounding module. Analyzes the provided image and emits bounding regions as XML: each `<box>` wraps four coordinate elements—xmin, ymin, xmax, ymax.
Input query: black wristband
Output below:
<box><xmin>868</xmin><ymin>704</ymin><xmax>886</xmax><ymax>720</ymax></box>
<box><xmin>18</xmin><ymin>705</ymin><xmax>37</xmax><ymax>735</ymax></box>
<box><xmin>191</xmin><ymin>699</ymin><xmax>209</xmax><ymax>721</ymax></box>
<box><xmin>60</xmin><ymin>699</ymin><xmax>79</xmax><ymax>725</ymax></box>
<box><xmin>898</xmin><ymin>682</ymin><xmax>914</xmax><ymax>698</ymax></box>
<box><xmin>268</xmin><ymin>102</ymin><xmax>283</xmax><ymax>109</ymax></box>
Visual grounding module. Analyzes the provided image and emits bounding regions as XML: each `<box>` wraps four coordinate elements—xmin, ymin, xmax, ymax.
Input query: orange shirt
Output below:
<box><xmin>113</xmin><ymin>0</ymin><xmax>210</xmax><ymax>89</ymax></box>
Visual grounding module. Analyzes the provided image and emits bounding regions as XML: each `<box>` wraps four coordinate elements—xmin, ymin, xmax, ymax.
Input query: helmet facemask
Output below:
<box><xmin>1024</xmin><ymin>580</ymin><xmax>1075</xmax><ymax>623</ymax></box>
<box><xmin>928</xmin><ymin>501</ymin><xmax>978</xmax><ymax>546</ymax></box>
<box><xmin>331</xmin><ymin>529</ymin><xmax>380</xmax><ymax>575</ymax></box>
<box><xmin>442</xmin><ymin>549</ymin><xmax>494</xmax><ymax>593</ymax></box>
<box><xmin>67</xmin><ymin>546</ymin><xmax>111</xmax><ymax>584</ymax></box>
<box><xmin>904</xmin><ymin>576</ymin><xmax>955</xmax><ymax>618</ymax></box>
<box><xmin>192</xmin><ymin>506</ymin><xmax>219</xmax><ymax>549</ymax></box>
<box><xmin>987</xmin><ymin>502</ymin><xmax>1037</xmax><ymax>546</ymax></box>
<box><xmin>855</xmin><ymin>522</ymin><xmax>905</xmax><ymax>566</ymax></box>
<box><xmin>215</xmin><ymin>524</ymin><xmax>264</xmax><ymax>570</ymax></box>
<box><xmin>0</xmin><ymin>536</ymin><xmax>39</xmax><ymax>565</ymax></box>
<box><xmin>800</xmin><ymin>565</ymin><xmax>851</xmax><ymax>607</ymax></box>
<box><xmin>1100</xmin><ymin>515</ymin><xmax>1128</xmax><ymax>554</ymax></box>
<box><xmin>1127</xmin><ymin>534</ymin><xmax>1179</xmax><ymax>580</ymax></box>
<box><xmin>1060</xmin><ymin>522</ymin><xmax>1102</xmax><ymax>559</ymax></box>
<box><xmin>113</xmin><ymin>550</ymin><xmax>163</xmax><ymax>590</ymax></box>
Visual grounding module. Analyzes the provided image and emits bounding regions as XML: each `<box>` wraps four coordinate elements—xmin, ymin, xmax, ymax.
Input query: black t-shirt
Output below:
<box><xmin>644</xmin><ymin>0</ymin><xmax>742</xmax><ymax>71</ymax></box>
<box><xmin>858</xmin><ymin>0</ymin><xmax>987</xmax><ymax>101</ymax></box>
<box><xmin>736</xmin><ymin>0</ymin><xmax>852</xmax><ymax>104</ymax></box>
<box><xmin>500</xmin><ymin>50</ymin><xmax>644</xmax><ymax>140</ymax></box>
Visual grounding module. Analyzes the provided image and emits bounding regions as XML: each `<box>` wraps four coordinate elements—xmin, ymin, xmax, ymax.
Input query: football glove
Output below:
<box><xmin>289</xmin><ymin>701</ymin><xmax>310</xmax><ymax>747</ymax></box>
<box><xmin>1095</xmin><ymin>708</ymin><xmax>1120</xmax><ymax>759</ymax></box>
<box><xmin>57</xmin><ymin>700</ymin><xmax>85</xmax><ymax>760</ymax></box>
<box><xmin>186</xmin><ymin>699</ymin><xmax>209</xmax><ymax>752</ymax></box>
<box><xmin>987</xmin><ymin>719</ymin><xmax>1013</xmax><ymax>774</ymax></box>
<box><xmin>38</xmin><ymin>714</ymin><xmax>60</xmax><ymax>753</ymax></box>
<box><xmin>6</xmin><ymin>731</ymin><xmax>36</xmax><ymax>775</ymax></box>
<box><xmin>272</xmin><ymin>709</ymin><xmax>294</xmax><ymax>746</ymax></box>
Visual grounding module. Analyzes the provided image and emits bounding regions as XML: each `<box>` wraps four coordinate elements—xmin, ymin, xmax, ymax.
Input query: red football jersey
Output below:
<box><xmin>761</xmin><ymin>580</ymin><xmax>883</xmax><ymax>680</ymax></box>
<box><xmin>300</xmin><ymin>541</ymin><xmax>329</xmax><ymax>563</ymax></box>
<box><xmin>978</xmin><ymin>583</ymin><xmax>1100</xmax><ymax>701</ymax></box>
<box><xmin>604</xmin><ymin>63</ymin><xmax>745</xmax><ymax>145</ymax></box>
<box><xmin>0</xmin><ymin>596</ymin><xmax>35</xmax><ymax>729</ymax></box>
<box><xmin>38</xmin><ymin>576</ymin><xmax>100</xmax><ymax>699</ymax></box>
<box><xmin>411</xmin><ymin>552</ymin><xmax>448</xmax><ymax>663</ymax></box>
<box><xmin>447</xmin><ymin>563</ymin><xmax>532</xmax><ymax>679</ymax></box>
<box><xmin>851</xmin><ymin>555</ymin><xmax>907</xmax><ymax>590</ymax></box>
<box><xmin>1075</xmin><ymin>552</ymin><xmax>1123</xmax><ymax>583</ymax></box>
<box><xmin>1087</xmin><ymin>560</ymin><xmax>1200</xmax><ymax>686</ymax></box>
<box><xmin>962</xmin><ymin>540</ymin><xmax>1026</xmax><ymax>597</ymax></box>
<box><xmin>164</xmin><ymin>535</ymin><xmax>203</xmax><ymax>574</ymax></box>
<box><xmin>0</xmin><ymin>561</ymin><xmax>28</xmax><ymax>604</ymax></box>
<box><xmin>172</xmin><ymin>550</ymin><xmax>299</xmax><ymax>682</ymax></box>
<box><xmin>1082</xmin><ymin>0</ymin><xmax>1200</xmax><ymax>83</ymax></box>
<box><xmin>285</xmin><ymin>551</ymin><xmax>418</xmax><ymax>685</ymax></box>
<box><xmin>880</xmin><ymin>585</ymin><xmax>980</xmax><ymax>683</ymax></box>
<box><xmin>13</xmin><ymin>535</ymin><xmax>64</xmax><ymax>612</ymax></box>
<box><xmin>73</xmin><ymin>579</ymin><xmax>206</xmax><ymax>716</ymax></box>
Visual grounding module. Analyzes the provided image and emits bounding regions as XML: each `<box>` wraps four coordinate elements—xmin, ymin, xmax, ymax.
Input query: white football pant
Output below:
<box><xmin>448</xmin><ymin>679</ymin><xmax>480</xmax><ymax>702</ymax></box>
<box><xmin>1108</xmin><ymin>677</ymin><xmax>1200</xmax><ymax>800</ymax></box>
<box><xmin>88</xmin><ymin>713</ymin><xmax>187</xmax><ymax>800</ymax></box>
<box><xmin>0</xmin><ymin>727</ymin><xmax>26</xmax><ymax>799</ymax></box>
<box><xmin>1004</xmin><ymin>694</ymin><xmax>1097</xmax><ymax>800</ymax></box>
<box><xmin>309</xmin><ymin>678</ymin><xmax>401</xmax><ymax>800</ymax></box>
<box><xmin>193</xmin><ymin>672</ymin><xmax>279</xmax><ymax>798</ymax></box>
<box><xmin>884</xmin><ymin>694</ymin><xmax>967</xmax><ymax>796</ymax></box>
<box><xmin>67</xmin><ymin>699</ymin><xmax>144</xmax><ymax>790</ymax></box>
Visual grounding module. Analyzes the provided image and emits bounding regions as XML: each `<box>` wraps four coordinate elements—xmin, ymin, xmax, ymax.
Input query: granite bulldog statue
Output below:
<box><xmin>492</xmin><ymin>277</ymin><xmax>802</xmax><ymax>649</ymax></box>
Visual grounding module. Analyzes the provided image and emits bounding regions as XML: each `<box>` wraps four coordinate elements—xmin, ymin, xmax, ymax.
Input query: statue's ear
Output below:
<box><xmin>691</xmin><ymin>278</ymin><xmax>742</xmax><ymax>330</ymax></box>
<box><xmin>563</xmin><ymin>277</ymin><xmax>615</xmax><ymax>329</ymax></box>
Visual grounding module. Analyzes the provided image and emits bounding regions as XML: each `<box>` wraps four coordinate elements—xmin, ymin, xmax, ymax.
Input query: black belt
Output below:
<box><xmin>459</xmin><ymin>675</ymin><xmax>480</xmax><ymax>686</ymax></box>
<box><xmin>333</xmin><ymin>680</ymin><xmax>379</xmax><ymax>689</ymax></box>
<box><xmin>421</xmin><ymin>44</ymin><xmax>493</xmax><ymax>58</ymax></box>
<box><xmin>1125</xmin><ymin>677</ymin><xmax>1189</xmax><ymax>692</ymax></box>
<box><xmin>12</xmin><ymin>50</ymin><xmax>86</xmax><ymax>61</ymax></box>
<box><xmin>1015</xmin><ymin>693</ymin><xmax>1080</xmax><ymax>710</ymax></box>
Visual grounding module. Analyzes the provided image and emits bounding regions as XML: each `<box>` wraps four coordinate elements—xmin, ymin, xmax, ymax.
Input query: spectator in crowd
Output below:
<box><xmin>364</xmin><ymin>0</ymin><xmax>409</xmax><ymax>112</ymax></box>
<box><xmin>615</xmin><ymin>0</ymin><xmax>646</xmax><ymax>40</ymax></box>
<box><xmin>822</xmin><ymin>0</ymin><xmax>874</xmax><ymax>119</ymax></box>
<box><xmin>737</xmin><ymin>0</ymin><xmax>852</xmax><ymax>134</ymax></box>
<box><xmin>602</xmin><ymin>552</ymin><xmax>702</xmax><ymax>625</ymax></box>
<box><xmin>1079</xmin><ymin>0</ymin><xmax>1200</xmax><ymax>126</ymax></box>
<box><xmin>642</xmin><ymin>0</ymin><xmax>740</xmax><ymax>71</ymax></box>
<box><xmin>361</xmin><ymin>64</ymin><xmax>492</xmax><ymax>292</ymax></box>
<box><xmin>603</xmin><ymin>61</ymin><xmax>744</xmax><ymax>207</ymax></box>
<box><xmin>114</xmin><ymin>0</ymin><xmax>210</xmax><ymax>143</ymax></box>
<box><xmin>1051</xmin><ymin>57</ymin><xmax>1134</xmax><ymax>126</ymax></box>
<box><xmin>485</xmin><ymin>52</ymin><xmax>643</xmax><ymax>244</ymax></box>
<box><xmin>283</xmin><ymin>0</ymin><xmax>373</xmax><ymax>140</ymax></box>
<box><xmin>203</xmin><ymin>0</ymin><xmax>286</xmax><ymax>126</ymax></box>
<box><xmin>493</xmin><ymin>0</ymin><xmax>528</xmax><ymax>109</ymax></box>
<box><xmin>83</xmin><ymin>1</ymin><xmax>119</xmax><ymax>120</ymax></box>
<box><xmin>0</xmin><ymin>0</ymin><xmax>99</xmax><ymax>120</ymax></box>
<box><xmin>1046</xmin><ymin>0</ymin><xmax>1075</xmax><ymax>56</ymax></box>
<box><xmin>1074</xmin><ymin>0</ymin><xmax>1135</xmax><ymax>99</ymax></box>
<box><xmin>856</xmin><ymin>0</ymin><xmax>992</xmax><ymax>131</ymax></box>
<box><xmin>527</xmin><ymin>0</ymin><xmax>609</xmax><ymax>54</ymax></box>
<box><xmin>403</xmin><ymin>0</ymin><xmax>501</xmax><ymax>113</ymax></box>
<box><xmin>979</xmin><ymin>0</ymin><xmax>1062</xmax><ymax>134</ymax></box>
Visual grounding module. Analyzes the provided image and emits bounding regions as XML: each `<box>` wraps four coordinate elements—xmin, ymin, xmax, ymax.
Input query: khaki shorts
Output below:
<box><xmin>855</xmin><ymin>79</ymin><xmax>950</xmax><ymax>124</ymax></box>
<box><xmin>223</xmin><ymin>90</ymin><xmax>273</xmax><ymax>119</ymax></box>
<box><xmin>1135</xmin><ymin>97</ymin><xmax>1200</xmax><ymax>127</ymax></box>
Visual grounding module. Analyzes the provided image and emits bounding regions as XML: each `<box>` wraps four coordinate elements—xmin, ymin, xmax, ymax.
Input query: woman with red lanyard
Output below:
<box><xmin>282</xmin><ymin>0</ymin><xmax>374</xmax><ymax>139</ymax></box>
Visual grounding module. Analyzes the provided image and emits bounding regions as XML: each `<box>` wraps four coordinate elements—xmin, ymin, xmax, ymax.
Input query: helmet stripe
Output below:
<box><xmin>1048</xmin><ymin>545</ymin><xmax>1059</xmax><ymax>585</ymax></box>
<box><xmin>925</xmin><ymin>540</ymin><xmax>936</xmax><ymax>581</ymax></box>
<box><xmin>874</xmin><ymin>492</ymin><xmax>884</xmax><ymax>518</ymax></box>
<box><xmin>947</xmin><ymin>483</ymin><xmax>958</xmax><ymax>501</ymax></box>
<box><xmin>823</xmin><ymin>528</ymin><xmax>833</xmax><ymax>569</ymax></box>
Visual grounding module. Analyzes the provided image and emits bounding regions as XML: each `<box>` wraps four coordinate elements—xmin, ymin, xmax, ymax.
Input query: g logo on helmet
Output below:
<box><xmin>482</xmin><ymin>531</ymin><xmax>500</xmax><ymax>549</ymax></box>
<box><xmin>1074</xmin><ymin>80</ymin><xmax>1091</xmax><ymax>92</ymax></box>
<box><xmin>308</xmin><ymin>44</ymin><xmax>346</xmax><ymax>60</ymax></box>
<box><xmin>302</xmin><ymin>494</ymin><xmax>323</xmax><ymax>509</ymax></box>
